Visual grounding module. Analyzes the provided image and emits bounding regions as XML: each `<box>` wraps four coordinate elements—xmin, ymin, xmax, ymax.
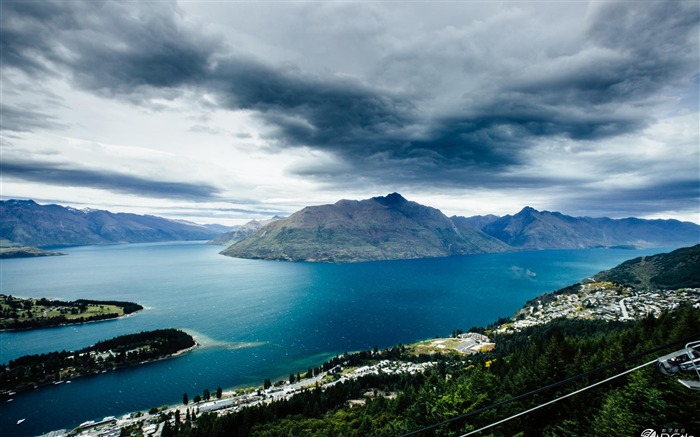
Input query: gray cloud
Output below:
<box><xmin>1</xmin><ymin>160</ymin><xmax>221</xmax><ymax>200</ymax></box>
<box><xmin>1</xmin><ymin>0</ymin><xmax>217</xmax><ymax>99</ymax></box>
<box><xmin>2</xmin><ymin>0</ymin><xmax>698</xmax><ymax>218</ymax></box>
<box><xmin>0</xmin><ymin>103</ymin><xmax>65</xmax><ymax>132</ymax></box>
<box><xmin>554</xmin><ymin>179</ymin><xmax>700</xmax><ymax>219</ymax></box>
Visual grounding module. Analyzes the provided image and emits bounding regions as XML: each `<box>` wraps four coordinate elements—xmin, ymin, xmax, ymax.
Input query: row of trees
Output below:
<box><xmin>169</xmin><ymin>305</ymin><xmax>700</xmax><ymax>436</ymax></box>
<box><xmin>183</xmin><ymin>387</ymin><xmax>223</xmax><ymax>405</ymax></box>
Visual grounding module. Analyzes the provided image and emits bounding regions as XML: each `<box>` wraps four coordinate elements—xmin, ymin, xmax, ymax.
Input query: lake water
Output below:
<box><xmin>0</xmin><ymin>242</ymin><xmax>674</xmax><ymax>436</ymax></box>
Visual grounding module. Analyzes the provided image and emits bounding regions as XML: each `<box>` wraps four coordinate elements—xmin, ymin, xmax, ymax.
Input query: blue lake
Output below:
<box><xmin>0</xmin><ymin>242</ymin><xmax>674</xmax><ymax>436</ymax></box>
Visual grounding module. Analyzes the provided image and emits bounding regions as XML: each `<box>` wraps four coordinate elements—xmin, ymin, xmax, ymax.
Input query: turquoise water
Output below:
<box><xmin>0</xmin><ymin>242</ymin><xmax>673</xmax><ymax>436</ymax></box>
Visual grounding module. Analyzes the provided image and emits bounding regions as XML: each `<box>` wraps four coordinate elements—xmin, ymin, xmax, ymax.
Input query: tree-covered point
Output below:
<box><xmin>171</xmin><ymin>306</ymin><xmax>699</xmax><ymax>437</ymax></box>
<box><xmin>0</xmin><ymin>295</ymin><xmax>143</xmax><ymax>330</ymax></box>
<box><xmin>1</xmin><ymin>329</ymin><xmax>195</xmax><ymax>393</ymax></box>
<box><xmin>594</xmin><ymin>244</ymin><xmax>700</xmax><ymax>290</ymax></box>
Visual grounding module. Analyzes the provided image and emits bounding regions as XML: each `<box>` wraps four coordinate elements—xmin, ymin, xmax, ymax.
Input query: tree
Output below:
<box><xmin>203</xmin><ymin>388</ymin><xmax>210</xmax><ymax>401</ymax></box>
<box><xmin>289</xmin><ymin>373</ymin><xmax>296</xmax><ymax>384</ymax></box>
<box><xmin>183</xmin><ymin>393</ymin><xmax>188</xmax><ymax>405</ymax></box>
<box><xmin>193</xmin><ymin>395</ymin><xmax>202</xmax><ymax>403</ymax></box>
<box><xmin>161</xmin><ymin>420</ymin><xmax>172</xmax><ymax>437</ymax></box>
<box><xmin>264</xmin><ymin>378</ymin><xmax>272</xmax><ymax>389</ymax></box>
<box><xmin>216</xmin><ymin>386</ymin><xmax>222</xmax><ymax>399</ymax></box>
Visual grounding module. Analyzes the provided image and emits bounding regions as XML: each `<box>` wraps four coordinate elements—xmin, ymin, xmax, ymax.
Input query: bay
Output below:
<box><xmin>0</xmin><ymin>242</ymin><xmax>671</xmax><ymax>436</ymax></box>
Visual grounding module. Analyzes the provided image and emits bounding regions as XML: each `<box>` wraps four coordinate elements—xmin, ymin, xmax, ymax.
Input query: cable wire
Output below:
<box><xmin>400</xmin><ymin>332</ymin><xmax>700</xmax><ymax>437</ymax></box>
<box><xmin>458</xmin><ymin>359</ymin><xmax>656</xmax><ymax>436</ymax></box>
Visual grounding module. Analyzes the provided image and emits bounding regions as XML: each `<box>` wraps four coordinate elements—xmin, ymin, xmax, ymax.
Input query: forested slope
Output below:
<box><xmin>594</xmin><ymin>244</ymin><xmax>700</xmax><ymax>289</ymax></box>
<box><xmin>172</xmin><ymin>306</ymin><xmax>700</xmax><ymax>437</ymax></box>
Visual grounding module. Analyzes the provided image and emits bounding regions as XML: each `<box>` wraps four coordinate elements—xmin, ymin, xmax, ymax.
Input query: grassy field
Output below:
<box><xmin>406</xmin><ymin>338</ymin><xmax>464</xmax><ymax>355</ymax></box>
<box><xmin>0</xmin><ymin>296</ymin><xmax>140</xmax><ymax>329</ymax></box>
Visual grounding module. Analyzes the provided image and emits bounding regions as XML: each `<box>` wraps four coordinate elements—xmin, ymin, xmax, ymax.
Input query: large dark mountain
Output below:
<box><xmin>0</xmin><ymin>200</ymin><xmax>220</xmax><ymax>247</ymax></box>
<box><xmin>594</xmin><ymin>244</ymin><xmax>700</xmax><ymax>289</ymax></box>
<box><xmin>221</xmin><ymin>193</ymin><xmax>510</xmax><ymax>262</ymax></box>
<box><xmin>480</xmin><ymin>206</ymin><xmax>699</xmax><ymax>250</ymax></box>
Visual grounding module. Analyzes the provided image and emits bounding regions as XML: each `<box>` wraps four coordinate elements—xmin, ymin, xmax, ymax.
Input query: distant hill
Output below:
<box><xmin>0</xmin><ymin>199</ymin><xmax>220</xmax><ymax>247</ymax></box>
<box><xmin>209</xmin><ymin>216</ymin><xmax>284</xmax><ymax>246</ymax></box>
<box><xmin>594</xmin><ymin>244</ymin><xmax>700</xmax><ymax>289</ymax></box>
<box><xmin>221</xmin><ymin>193</ymin><xmax>510</xmax><ymax>262</ymax></box>
<box><xmin>479</xmin><ymin>206</ymin><xmax>699</xmax><ymax>250</ymax></box>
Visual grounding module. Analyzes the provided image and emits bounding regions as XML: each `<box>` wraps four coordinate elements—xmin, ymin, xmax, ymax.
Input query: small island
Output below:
<box><xmin>0</xmin><ymin>296</ymin><xmax>143</xmax><ymax>330</ymax></box>
<box><xmin>1</xmin><ymin>329</ymin><xmax>196</xmax><ymax>393</ymax></box>
<box><xmin>0</xmin><ymin>246</ymin><xmax>65</xmax><ymax>259</ymax></box>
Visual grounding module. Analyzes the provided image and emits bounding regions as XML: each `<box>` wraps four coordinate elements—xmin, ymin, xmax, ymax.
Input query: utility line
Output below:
<box><xmin>400</xmin><ymin>332</ymin><xmax>700</xmax><ymax>437</ymax></box>
<box><xmin>458</xmin><ymin>359</ymin><xmax>656</xmax><ymax>436</ymax></box>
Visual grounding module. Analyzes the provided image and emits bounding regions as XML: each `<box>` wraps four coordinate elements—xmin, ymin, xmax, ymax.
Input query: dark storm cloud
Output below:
<box><xmin>1</xmin><ymin>160</ymin><xmax>221</xmax><ymax>200</ymax></box>
<box><xmin>2</xmin><ymin>0</ymin><xmax>698</xmax><ymax>196</ymax></box>
<box><xmin>554</xmin><ymin>179</ymin><xmax>700</xmax><ymax>219</ymax></box>
<box><xmin>1</xmin><ymin>0</ymin><xmax>216</xmax><ymax>96</ymax></box>
<box><xmin>209</xmin><ymin>58</ymin><xmax>416</xmax><ymax>149</ymax></box>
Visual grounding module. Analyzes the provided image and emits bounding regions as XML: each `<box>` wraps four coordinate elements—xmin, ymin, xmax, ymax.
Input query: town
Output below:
<box><xmin>39</xmin><ymin>359</ymin><xmax>440</xmax><ymax>437</ymax></box>
<box><xmin>494</xmin><ymin>282</ymin><xmax>700</xmax><ymax>334</ymax></box>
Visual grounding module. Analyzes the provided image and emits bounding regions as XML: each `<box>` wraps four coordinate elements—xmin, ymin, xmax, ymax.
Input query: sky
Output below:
<box><xmin>1</xmin><ymin>0</ymin><xmax>698</xmax><ymax>226</ymax></box>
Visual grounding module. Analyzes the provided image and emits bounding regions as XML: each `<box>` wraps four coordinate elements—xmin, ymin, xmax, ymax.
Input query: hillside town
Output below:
<box><xmin>39</xmin><ymin>360</ymin><xmax>438</xmax><ymax>437</ymax></box>
<box><xmin>494</xmin><ymin>282</ymin><xmax>700</xmax><ymax>334</ymax></box>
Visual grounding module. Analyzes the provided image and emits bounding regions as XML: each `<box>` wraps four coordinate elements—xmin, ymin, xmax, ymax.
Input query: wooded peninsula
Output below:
<box><xmin>1</xmin><ymin>329</ymin><xmax>196</xmax><ymax>393</ymax></box>
<box><xmin>0</xmin><ymin>296</ymin><xmax>143</xmax><ymax>330</ymax></box>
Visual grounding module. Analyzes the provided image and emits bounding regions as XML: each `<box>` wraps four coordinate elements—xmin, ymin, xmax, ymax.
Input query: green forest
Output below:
<box><xmin>166</xmin><ymin>306</ymin><xmax>699</xmax><ymax>437</ymax></box>
<box><xmin>594</xmin><ymin>244</ymin><xmax>700</xmax><ymax>289</ymax></box>
<box><xmin>1</xmin><ymin>329</ymin><xmax>195</xmax><ymax>392</ymax></box>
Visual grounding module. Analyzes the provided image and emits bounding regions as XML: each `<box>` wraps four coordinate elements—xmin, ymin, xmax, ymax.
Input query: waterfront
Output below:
<box><xmin>0</xmin><ymin>241</ymin><xmax>672</xmax><ymax>436</ymax></box>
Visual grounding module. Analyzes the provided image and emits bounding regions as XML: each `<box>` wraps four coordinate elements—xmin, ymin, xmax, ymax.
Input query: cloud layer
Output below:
<box><xmin>1</xmin><ymin>0</ymin><xmax>698</xmax><ymax>223</ymax></box>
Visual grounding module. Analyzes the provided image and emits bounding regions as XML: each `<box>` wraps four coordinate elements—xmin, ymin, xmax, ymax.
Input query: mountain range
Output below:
<box><xmin>474</xmin><ymin>206</ymin><xmax>699</xmax><ymax>250</ymax></box>
<box><xmin>221</xmin><ymin>193</ymin><xmax>510</xmax><ymax>262</ymax></box>
<box><xmin>2</xmin><ymin>196</ymin><xmax>698</xmax><ymax>262</ymax></box>
<box><xmin>0</xmin><ymin>200</ymin><xmax>220</xmax><ymax>247</ymax></box>
<box><xmin>222</xmin><ymin>193</ymin><xmax>699</xmax><ymax>262</ymax></box>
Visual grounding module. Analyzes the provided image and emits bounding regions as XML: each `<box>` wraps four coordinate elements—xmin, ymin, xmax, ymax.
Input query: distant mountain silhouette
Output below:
<box><xmin>479</xmin><ymin>206</ymin><xmax>699</xmax><ymax>250</ymax></box>
<box><xmin>0</xmin><ymin>199</ymin><xmax>220</xmax><ymax>247</ymax></box>
<box><xmin>221</xmin><ymin>193</ymin><xmax>509</xmax><ymax>262</ymax></box>
<box><xmin>209</xmin><ymin>216</ymin><xmax>284</xmax><ymax>246</ymax></box>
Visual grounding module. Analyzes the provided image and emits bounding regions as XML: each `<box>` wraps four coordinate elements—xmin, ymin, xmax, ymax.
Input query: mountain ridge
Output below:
<box><xmin>221</xmin><ymin>193</ymin><xmax>510</xmax><ymax>262</ymax></box>
<box><xmin>0</xmin><ymin>200</ymin><xmax>220</xmax><ymax>247</ymax></box>
<box><xmin>222</xmin><ymin>194</ymin><xmax>699</xmax><ymax>263</ymax></box>
<box><xmin>480</xmin><ymin>206</ymin><xmax>699</xmax><ymax>250</ymax></box>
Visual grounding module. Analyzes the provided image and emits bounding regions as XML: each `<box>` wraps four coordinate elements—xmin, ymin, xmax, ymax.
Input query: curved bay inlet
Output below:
<box><xmin>0</xmin><ymin>241</ymin><xmax>670</xmax><ymax>436</ymax></box>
